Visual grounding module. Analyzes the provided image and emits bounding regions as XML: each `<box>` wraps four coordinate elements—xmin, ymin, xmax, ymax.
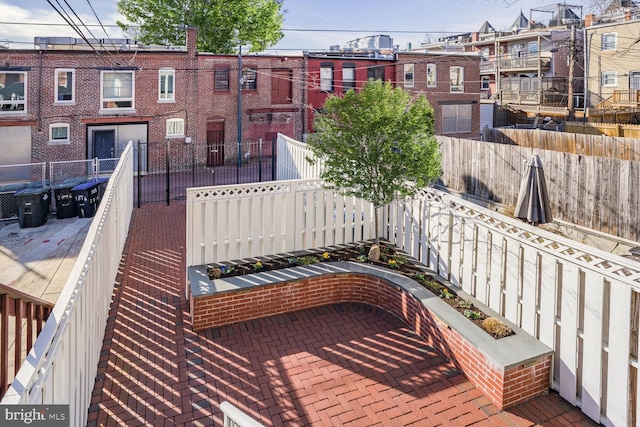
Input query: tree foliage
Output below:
<box><xmin>307</xmin><ymin>80</ymin><xmax>442</xmax><ymax>242</ymax></box>
<box><xmin>117</xmin><ymin>0</ymin><xmax>284</xmax><ymax>53</ymax></box>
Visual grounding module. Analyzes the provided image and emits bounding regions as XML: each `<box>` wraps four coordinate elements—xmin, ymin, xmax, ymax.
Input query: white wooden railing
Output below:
<box><xmin>1</xmin><ymin>143</ymin><xmax>134</xmax><ymax>427</ymax></box>
<box><xmin>220</xmin><ymin>401</ymin><xmax>265</xmax><ymax>427</ymax></box>
<box><xmin>276</xmin><ymin>134</ymin><xmax>323</xmax><ymax>181</ymax></box>
<box><xmin>383</xmin><ymin>187</ymin><xmax>639</xmax><ymax>427</ymax></box>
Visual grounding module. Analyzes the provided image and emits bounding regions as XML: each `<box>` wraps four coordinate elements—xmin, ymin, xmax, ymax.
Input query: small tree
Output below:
<box><xmin>307</xmin><ymin>80</ymin><xmax>441</xmax><ymax>249</ymax></box>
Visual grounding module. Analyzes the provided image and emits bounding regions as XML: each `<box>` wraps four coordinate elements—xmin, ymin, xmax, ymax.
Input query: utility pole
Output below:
<box><xmin>567</xmin><ymin>25</ymin><xmax>577</xmax><ymax>121</ymax></box>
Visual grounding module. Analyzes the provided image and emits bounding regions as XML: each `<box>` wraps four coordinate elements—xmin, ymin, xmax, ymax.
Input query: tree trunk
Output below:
<box><xmin>374</xmin><ymin>205</ymin><xmax>380</xmax><ymax>247</ymax></box>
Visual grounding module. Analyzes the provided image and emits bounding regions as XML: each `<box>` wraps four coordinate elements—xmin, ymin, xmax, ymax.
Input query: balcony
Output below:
<box><xmin>498</xmin><ymin>56</ymin><xmax>551</xmax><ymax>72</ymax></box>
<box><xmin>479</xmin><ymin>60</ymin><xmax>496</xmax><ymax>74</ymax></box>
<box><xmin>611</xmin><ymin>90</ymin><xmax>640</xmax><ymax>107</ymax></box>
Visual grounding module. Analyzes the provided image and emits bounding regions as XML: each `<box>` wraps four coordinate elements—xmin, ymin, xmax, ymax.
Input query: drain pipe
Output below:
<box><xmin>37</xmin><ymin>50</ymin><xmax>43</xmax><ymax>132</ymax></box>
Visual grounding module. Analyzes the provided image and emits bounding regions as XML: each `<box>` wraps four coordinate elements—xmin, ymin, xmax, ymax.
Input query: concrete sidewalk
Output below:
<box><xmin>0</xmin><ymin>215</ymin><xmax>91</xmax><ymax>303</ymax></box>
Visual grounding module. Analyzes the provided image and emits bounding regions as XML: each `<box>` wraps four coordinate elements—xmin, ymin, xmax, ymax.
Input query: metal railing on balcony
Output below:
<box><xmin>498</xmin><ymin>56</ymin><xmax>551</xmax><ymax>71</ymax></box>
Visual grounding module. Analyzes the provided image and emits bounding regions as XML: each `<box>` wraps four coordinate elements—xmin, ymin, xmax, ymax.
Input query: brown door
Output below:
<box><xmin>206</xmin><ymin>120</ymin><xmax>224</xmax><ymax>166</ymax></box>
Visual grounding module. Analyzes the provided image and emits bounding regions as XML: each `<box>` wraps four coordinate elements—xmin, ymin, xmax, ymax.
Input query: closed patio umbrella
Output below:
<box><xmin>514</xmin><ymin>154</ymin><xmax>552</xmax><ymax>225</ymax></box>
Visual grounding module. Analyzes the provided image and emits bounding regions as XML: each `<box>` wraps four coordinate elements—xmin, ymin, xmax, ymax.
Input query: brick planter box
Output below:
<box><xmin>187</xmin><ymin>261</ymin><xmax>553</xmax><ymax>409</ymax></box>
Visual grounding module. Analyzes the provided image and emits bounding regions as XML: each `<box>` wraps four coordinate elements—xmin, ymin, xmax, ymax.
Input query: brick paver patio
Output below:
<box><xmin>87</xmin><ymin>203</ymin><xmax>599</xmax><ymax>426</ymax></box>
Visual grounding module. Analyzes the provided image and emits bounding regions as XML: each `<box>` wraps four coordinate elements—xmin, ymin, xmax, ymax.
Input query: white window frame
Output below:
<box><xmin>320</xmin><ymin>66</ymin><xmax>333</xmax><ymax>92</ymax></box>
<box><xmin>427</xmin><ymin>64</ymin><xmax>437</xmax><ymax>88</ymax></box>
<box><xmin>100</xmin><ymin>70</ymin><xmax>135</xmax><ymax>112</ymax></box>
<box><xmin>450</xmin><ymin>66</ymin><xmax>464</xmax><ymax>93</ymax></box>
<box><xmin>0</xmin><ymin>71</ymin><xmax>26</xmax><ymax>115</ymax></box>
<box><xmin>342</xmin><ymin>66</ymin><xmax>355</xmax><ymax>91</ymax></box>
<box><xmin>49</xmin><ymin>123</ymin><xmax>70</xmax><ymax>144</ymax></box>
<box><xmin>481</xmin><ymin>76</ymin><xmax>490</xmax><ymax>91</ymax></box>
<box><xmin>404</xmin><ymin>64</ymin><xmax>415</xmax><ymax>88</ymax></box>
<box><xmin>166</xmin><ymin>118</ymin><xmax>185</xmax><ymax>138</ymax></box>
<box><xmin>602</xmin><ymin>71</ymin><xmax>617</xmax><ymax>87</ymax></box>
<box><xmin>442</xmin><ymin>104</ymin><xmax>472</xmax><ymax>134</ymax></box>
<box><xmin>54</xmin><ymin>68</ymin><xmax>75</xmax><ymax>104</ymax></box>
<box><xmin>601</xmin><ymin>33</ymin><xmax>617</xmax><ymax>51</ymax></box>
<box><xmin>158</xmin><ymin>68</ymin><xmax>175</xmax><ymax>102</ymax></box>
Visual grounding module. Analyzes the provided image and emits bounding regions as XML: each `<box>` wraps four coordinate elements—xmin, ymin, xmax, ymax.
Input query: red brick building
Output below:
<box><xmin>395</xmin><ymin>52</ymin><xmax>481</xmax><ymax>138</ymax></box>
<box><xmin>0</xmin><ymin>28</ymin><xmax>305</xmax><ymax>169</ymax></box>
<box><xmin>0</xmin><ymin>29</ymin><xmax>481</xmax><ymax>170</ymax></box>
<box><xmin>304</xmin><ymin>51</ymin><xmax>396</xmax><ymax>133</ymax></box>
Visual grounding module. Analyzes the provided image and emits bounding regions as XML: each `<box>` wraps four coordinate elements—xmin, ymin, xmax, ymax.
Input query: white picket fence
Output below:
<box><xmin>1</xmin><ymin>144</ymin><xmax>134</xmax><ymax>427</ymax></box>
<box><xmin>276</xmin><ymin>134</ymin><xmax>323</xmax><ymax>181</ymax></box>
<box><xmin>186</xmin><ymin>179</ymin><xmax>377</xmax><ymax>267</ymax></box>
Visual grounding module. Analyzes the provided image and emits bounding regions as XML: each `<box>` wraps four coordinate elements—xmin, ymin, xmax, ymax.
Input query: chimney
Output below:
<box><xmin>186</xmin><ymin>27</ymin><xmax>197</xmax><ymax>57</ymax></box>
<box><xmin>585</xmin><ymin>14</ymin><xmax>595</xmax><ymax>27</ymax></box>
<box><xmin>625</xmin><ymin>11</ymin><xmax>632</xmax><ymax>21</ymax></box>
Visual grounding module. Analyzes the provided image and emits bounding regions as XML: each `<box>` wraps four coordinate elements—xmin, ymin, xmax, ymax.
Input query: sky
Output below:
<box><xmin>0</xmin><ymin>0</ymin><xmax>591</xmax><ymax>52</ymax></box>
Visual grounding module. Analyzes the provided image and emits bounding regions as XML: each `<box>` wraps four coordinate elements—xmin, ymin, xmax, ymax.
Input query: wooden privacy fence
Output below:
<box><xmin>186</xmin><ymin>179</ymin><xmax>376</xmax><ymax>268</ymax></box>
<box><xmin>384</xmin><ymin>187</ymin><xmax>640</xmax><ymax>427</ymax></box>
<box><xmin>482</xmin><ymin>126</ymin><xmax>640</xmax><ymax>161</ymax></box>
<box><xmin>565</xmin><ymin>121</ymin><xmax>640</xmax><ymax>139</ymax></box>
<box><xmin>439</xmin><ymin>136</ymin><xmax>640</xmax><ymax>242</ymax></box>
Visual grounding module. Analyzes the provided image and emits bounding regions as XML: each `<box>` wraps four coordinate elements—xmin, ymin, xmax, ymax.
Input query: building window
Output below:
<box><xmin>55</xmin><ymin>69</ymin><xmax>75</xmax><ymax>103</ymax></box>
<box><xmin>367</xmin><ymin>66</ymin><xmax>385</xmax><ymax>81</ymax></box>
<box><xmin>101</xmin><ymin>70</ymin><xmax>134</xmax><ymax>110</ymax></box>
<box><xmin>528</xmin><ymin>41</ymin><xmax>539</xmax><ymax>54</ymax></box>
<box><xmin>342</xmin><ymin>64</ymin><xmax>356</xmax><ymax>91</ymax></box>
<box><xmin>481</xmin><ymin>76</ymin><xmax>490</xmax><ymax>90</ymax></box>
<box><xmin>214</xmin><ymin>68</ymin><xmax>230</xmax><ymax>91</ymax></box>
<box><xmin>442</xmin><ymin>104</ymin><xmax>472</xmax><ymax>134</ymax></box>
<box><xmin>450</xmin><ymin>66</ymin><xmax>464</xmax><ymax>93</ymax></box>
<box><xmin>0</xmin><ymin>72</ymin><xmax>26</xmax><ymax>113</ymax></box>
<box><xmin>404</xmin><ymin>64</ymin><xmax>415</xmax><ymax>88</ymax></box>
<box><xmin>241</xmin><ymin>67</ymin><xmax>257</xmax><ymax>90</ymax></box>
<box><xmin>480</xmin><ymin>47</ymin><xmax>490</xmax><ymax>61</ymax></box>
<box><xmin>49</xmin><ymin>123</ymin><xmax>70</xmax><ymax>144</ymax></box>
<box><xmin>158</xmin><ymin>68</ymin><xmax>175</xmax><ymax>102</ymax></box>
<box><xmin>602</xmin><ymin>71</ymin><xmax>617</xmax><ymax>87</ymax></box>
<box><xmin>601</xmin><ymin>33</ymin><xmax>616</xmax><ymax>51</ymax></box>
<box><xmin>320</xmin><ymin>63</ymin><xmax>333</xmax><ymax>92</ymax></box>
<box><xmin>271</xmin><ymin>69</ymin><xmax>292</xmax><ymax>104</ymax></box>
<box><xmin>427</xmin><ymin>64</ymin><xmax>436</xmax><ymax>88</ymax></box>
<box><xmin>630</xmin><ymin>71</ymin><xmax>640</xmax><ymax>90</ymax></box>
<box><xmin>166</xmin><ymin>118</ymin><xmax>185</xmax><ymax>138</ymax></box>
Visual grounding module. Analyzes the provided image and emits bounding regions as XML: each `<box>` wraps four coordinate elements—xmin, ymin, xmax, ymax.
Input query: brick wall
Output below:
<box><xmin>190</xmin><ymin>272</ymin><xmax>550</xmax><ymax>409</ymax></box>
<box><xmin>396</xmin><ymin>53</ymin><xmax>481</xmax><ymax>138</ymax></box>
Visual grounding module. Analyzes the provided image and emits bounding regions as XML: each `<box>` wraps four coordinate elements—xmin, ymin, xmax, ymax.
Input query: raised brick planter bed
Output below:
<box><xmin>187</xmin><ymin>261</ymin><xmax>553</xmax><ymax>409</ymax></box>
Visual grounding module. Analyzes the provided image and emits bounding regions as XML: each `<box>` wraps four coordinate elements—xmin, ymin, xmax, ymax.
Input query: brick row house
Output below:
<box><xmin>0</xmin><ymin>29</ymin><xmax>481</xmax><ymax>171</ymax></box>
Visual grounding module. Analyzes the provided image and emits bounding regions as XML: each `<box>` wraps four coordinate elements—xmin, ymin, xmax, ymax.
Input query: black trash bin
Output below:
<box><xmin>15</xmin><ymin>186</ymin><xmax>51</xmax><ymax>228</ymax></box>
<box><xmin>71</xmin><ymin>180</ymin><xmax>101</xmax><ymax>218</ymax></box>
<box><xmin>53</xmin><ymin>177</ymin><xmax>86</xmax><ymax>219</ymax></box>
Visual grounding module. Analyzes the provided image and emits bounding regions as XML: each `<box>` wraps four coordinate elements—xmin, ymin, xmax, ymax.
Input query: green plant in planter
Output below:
<box><xmin>297</xmin><ymin>255</ymin><xmax>319</xmax><ymax>266</ymax></box>
<box><xmin>220</xmin><ymin>265</ymin><xmax>235</xmax><ymax>276</ymax></box>
<box><xmin>252</xmin><ymin>261</ymin><xmax>263</xmax><ymax>271</ymax></box>
<box><xmin>459</xmin><ymin>299</ymin><xmax>473</xmax><ymax>309</ymax></box>
<box><xmin>356</xmin><ymin>254</ymin><xmax>367</xmax><ymax>262</ymax></box>
<box><xmin>464</xmin><ymin>309</ymin><xmax>484</xmax><ymax>320</ymax></box>
<box><xmin>440</xmin><ymin>289</ymin><xmax>455</xmax><ymax>300</ymax></box>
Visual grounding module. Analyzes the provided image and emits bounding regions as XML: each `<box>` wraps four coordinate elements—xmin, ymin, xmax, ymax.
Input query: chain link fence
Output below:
<box><xmin>0</xmin><ymin>162</ymin><xmax>47</xmax><ymax>220</ymax></box>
